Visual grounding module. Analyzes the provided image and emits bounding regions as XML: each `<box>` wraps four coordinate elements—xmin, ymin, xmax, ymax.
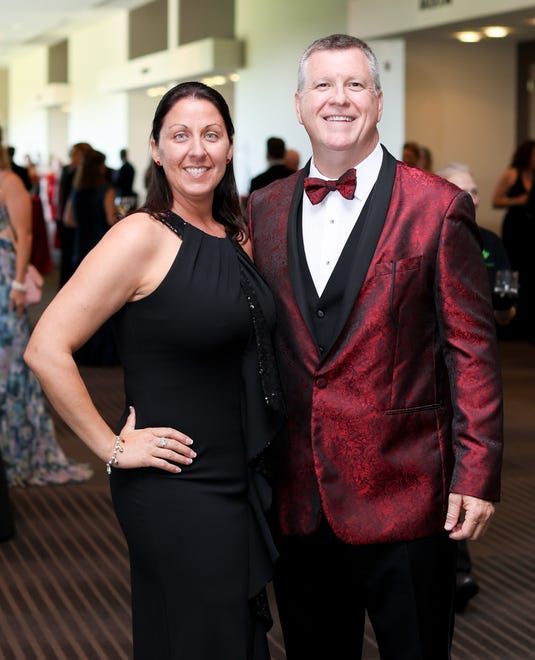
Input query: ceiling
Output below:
<box><xmin>2</xmin><ymin>3</ymin><xmax>535</xmax><ymax>67</ymax></box>
<box><xmin>0</xmin><ymin>0</ymin><xmax>148</xmax><ymax>65</ymax></box>
<box><xmin>394</xmin><ymin>7</ymin><xmax>535</xmax><ymax>44</ymax></box>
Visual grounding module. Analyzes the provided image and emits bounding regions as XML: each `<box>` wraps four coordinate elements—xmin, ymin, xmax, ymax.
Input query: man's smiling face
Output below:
<box><xmin>295</xmin><ymin>47</ymin><xmax>382</xmax><ymax>172</ymax></box>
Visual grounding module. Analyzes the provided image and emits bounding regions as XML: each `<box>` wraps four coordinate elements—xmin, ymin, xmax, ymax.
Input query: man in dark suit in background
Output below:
<box><xmin>7</xmin><ymin>146</ymin><xmax>32</xmax><ymax>191</ymax></box>
<box><xmin>248</xmin><ymin>34</ymin><xmax>503</xmax><ymax>659</ymax></box>
<box><xmin>112</xmin><ymin>148</ymin><xmax>136</xmax><ymax>201</ymax></box>
<box><xmin>438</xmin><ymin>161</ymin><xmax>516</xmax><ymax>613</ymax></box>
<box><xmin>249</xmin><ymin>136</ymin><xmax>295</xmax><ymax>194</ymax></box>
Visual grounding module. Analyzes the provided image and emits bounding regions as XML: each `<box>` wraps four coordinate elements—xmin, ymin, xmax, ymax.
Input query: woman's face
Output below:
<box><xmin>151</xmin><ymin>97</ymin><xmax>233</xmax><ymax>205</ymax></box>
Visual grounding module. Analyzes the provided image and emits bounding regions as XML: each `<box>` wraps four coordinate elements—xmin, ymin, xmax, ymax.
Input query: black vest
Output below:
<box><xmin>296</xmin><ymin>190</ymin><xmax>375</xmax><ymax>354</ymax></box>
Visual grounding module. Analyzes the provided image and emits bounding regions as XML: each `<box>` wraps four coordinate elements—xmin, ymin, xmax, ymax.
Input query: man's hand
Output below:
<box><xmin>444</xmin><ymin>493</ymin><xmax>495</xmax><ymax>541</ymax></box>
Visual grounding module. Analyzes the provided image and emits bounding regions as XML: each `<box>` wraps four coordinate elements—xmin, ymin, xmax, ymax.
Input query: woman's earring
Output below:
<box><xmin>226</xmin><ymin>158</ymin><xmax>231</xmax><ymax>165</ymax></box>
<box><xmin>156</xmin><ymin>160</ymin><xmax>161</xmax><ymax>166</ymax></box>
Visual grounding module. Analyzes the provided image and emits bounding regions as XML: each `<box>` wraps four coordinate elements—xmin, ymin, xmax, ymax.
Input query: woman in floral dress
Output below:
<box><xmin>0</xmin><ymin>145</ymin><xmax>92</xmax><ymax>486</ymax></box>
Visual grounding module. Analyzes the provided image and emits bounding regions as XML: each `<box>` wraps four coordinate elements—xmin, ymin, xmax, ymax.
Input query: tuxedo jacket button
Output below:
<box><xmin>316</xmin><ymin>309</ymin><xmax>325</xmax><ymax>318</ymax></box>
<box><xmin>316</xmin><ymin>377</ymin><xmax>327</xmax><ymax>389</ymax></box>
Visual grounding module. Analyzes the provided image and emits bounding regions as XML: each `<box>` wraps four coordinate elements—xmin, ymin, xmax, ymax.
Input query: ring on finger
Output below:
<box><xmin>157</xmin><ymin>437</ymin><xmax>168</xmax><ymax>448</ymax></box>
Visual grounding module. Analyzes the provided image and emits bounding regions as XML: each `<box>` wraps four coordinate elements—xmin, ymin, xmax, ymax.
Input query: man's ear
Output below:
<box><xmin>377</xmin><ymin>90</ymin><xmax>384</xmax><ymax>123</ymax></box>
<box><xmin>295</xmin><ymin>92</ymin><xmax>304</xmax><ymax>126</ymax></box>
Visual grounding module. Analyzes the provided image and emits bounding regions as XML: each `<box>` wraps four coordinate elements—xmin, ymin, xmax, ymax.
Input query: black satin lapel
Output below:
<box><xmin>324</xmin><ymin>147</ymin><xmax>398</xmax><ymax>358</ymax></box>
<box><xmin>287</xmin><ymin>161</ymin><xmax>316</xmax><ymax>340</ymax></box>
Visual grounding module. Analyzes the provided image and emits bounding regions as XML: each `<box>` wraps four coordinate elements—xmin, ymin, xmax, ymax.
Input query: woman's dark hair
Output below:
<box><xmin>511</xmin><ymin>139</ymin><xmax>535</xmax><ymax>170</ymax></box>
<box><xmin>141</xmin><ymin>81</ymin><xmax>246</xmax><ymax>241</ymax></box>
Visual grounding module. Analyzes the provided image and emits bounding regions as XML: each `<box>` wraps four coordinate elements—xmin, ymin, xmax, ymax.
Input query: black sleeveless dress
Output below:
<box><xmin>501</xmin><ymin>169</ymin><xmax>529</xmax><ymax>271</ymax></box>
<box><xmin>501</xmin><ymin>171</ymin><xmax>535</xmax><ymax>339</ymax></box>
<box><xmin>110</xmin><ymin>212</ymin><xmax>283</xmax><ymax>659</ymax></box>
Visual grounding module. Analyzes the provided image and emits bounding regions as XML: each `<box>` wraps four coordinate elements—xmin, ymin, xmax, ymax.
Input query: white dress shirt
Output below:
<box><xmin>302</xmin><ymin>142</ymin><xmax>383</xmax><ymax>296</ymax></box>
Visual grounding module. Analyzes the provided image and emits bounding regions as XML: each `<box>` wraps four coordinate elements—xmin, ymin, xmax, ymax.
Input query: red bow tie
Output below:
<box><xmin>304</xmin><ymin>168</ymin><xmax>356</xmax><ymax>205</ymax></box>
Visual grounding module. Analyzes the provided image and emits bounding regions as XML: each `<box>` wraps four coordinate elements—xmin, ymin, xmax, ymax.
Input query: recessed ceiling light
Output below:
<box><xmin>456</xmin><ymin>31</ymin><xmax>482</xmax><ymax>43</ymax></box>
<box><xmin>146</xmin><ymin>86</ymin><xmax>167</xmax><ymax>98</ymax></box>
<box><xmin>483</xmin><ymin>26</ymin><xmax>509</xmax><ymax>38</ymax></box>
<box><xmin>211</xmin><ymin>76</ymin><xmax>227</xmax><ymax>86</ymax></box>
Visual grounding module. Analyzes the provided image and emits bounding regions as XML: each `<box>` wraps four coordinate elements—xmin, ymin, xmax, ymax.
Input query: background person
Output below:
<box><xmin>284</xmin><ymin>148</ymin><xmax>301</xmax><ymax>173</ymax></box>
<box><xmin>249</xmin><ymin>136</ymin><xmax>295</xmax><ymax>194</ymax></box>
<box><xmin>417</xmin><ymin>145</ymin><xmax>433</xmax><ymax>172</ymax></box>
<box><xmin>55</xmin><ymin>142</ymin><xmax>92</xmax><ymax>287</ymax></box>
<box><xmin>65</xmin><ymin>149</ymin><xmax>117</xmax><ymax>271</ymax></box>
<box><xmin>25</xmin><ymin>81</ymin><xmax>283</xmax><ymax>660</ymax></box>
<box><xmin>112</xmin><ymin>148</ymin><xmax>137</xmax><ymax>211</ymax></box>
<box><xmin>492</xmin><ymin>139</ymin><xmax>535</xmax><ymax>342</ymax></box>
<box><xmin>64</xmin><ymin>148</ymin><xmax>119</xmax><ymax>366</ymax></box>
<box><xmin>0</xmin><ymin>145</ymin><xmax>92</xmax><ymax>486</ymax></box>
<box><xmin>248</xmin><ymin>34</ymin><xmax>503</xmax><ymax>659</ymax></box>
<box><xmin>438</xmin><ymin>161</ymin><xmax>517</xmax><ymax>611</ymax></box>
<box><xmin>6</xmin><ymin>146</ymin><xmax>32</xmax><ymax>190</ymax></box>
<box><xmin>402</xmin><ymin>140</ymin><xmax>420</xmax><ymax>167</ymax></box>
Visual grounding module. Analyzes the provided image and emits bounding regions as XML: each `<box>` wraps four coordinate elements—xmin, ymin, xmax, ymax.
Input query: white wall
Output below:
<box><xmin>367</xmin><ymin>39</ymin><xmax>405</xmax><ymax>160</ymax></box>
<box><xmin>234</xmin><ymin>0</ymin><xmax>349</xmax><ymax>194</ymax></box>
<box><xmin>68</xmin><ymin>12</ymin><xmax>129</xmax><ymax>171</ymax></box>
<box><xmin>8</xmin><ymin>47</ymin><xmax>49</xmax><ymax>165</ymax></box>
<box><xmin>405</xmin><ymin>38</ymin><xmax>516</xmax><ymax>233</ymax></box>
<box><xmin>127</xmin><ymin>88</ymin><xmax>161</xmax><ymax>198</ymax></box>
<box><xmin>6</xmin><ymin>12</ymin><xmax>130</xmax><ymax>171</ymax></box>
<box><xmin>0</xmin><ymin>69</ymin><xmax>8</xmax><ymax>139</ymax></box>
<box><xmin>46</xmin><ymin>108</ymin><xmax>69</xmax><ymax>169</ymax></box>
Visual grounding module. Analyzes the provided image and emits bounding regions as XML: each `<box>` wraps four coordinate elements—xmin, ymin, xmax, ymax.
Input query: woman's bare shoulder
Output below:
<box><xmin>104</xmin><ymin>211</ymin><xmax>169</xmax><ymax>255</ymax></box>
<box><xmin>1</xmin><ymin>170</ymin><xmax>27</xmax><ymax>195</ymax></box>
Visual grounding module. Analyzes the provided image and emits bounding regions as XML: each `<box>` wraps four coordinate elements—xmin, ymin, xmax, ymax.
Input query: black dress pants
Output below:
<box><xmin>273</xmin><ymin>517</ymin><xmax>456</xmax><ymax>660</ymax></box>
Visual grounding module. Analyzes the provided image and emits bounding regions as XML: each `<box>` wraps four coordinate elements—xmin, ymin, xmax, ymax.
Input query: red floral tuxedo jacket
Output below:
<box><xmin>248</xmin><ymin>146</ymin><xmax>503</xmax><ymax>545</ymax></box>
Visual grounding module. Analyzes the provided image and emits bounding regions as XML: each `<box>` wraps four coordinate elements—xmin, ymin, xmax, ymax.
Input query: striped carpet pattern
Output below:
<box><xmin>0</xmin><ymin>343</ymin><xmax>534</xmax><ymax>659</ymax></box>
<box><xmin>446</xmin><ymin>475</ymin><xmax>535</xmax><ymax>659</ymax></box>
<box><xmin>0</xmin><ymin>486</ymin><xmax>131</xmax><ymax>660</ymax></box>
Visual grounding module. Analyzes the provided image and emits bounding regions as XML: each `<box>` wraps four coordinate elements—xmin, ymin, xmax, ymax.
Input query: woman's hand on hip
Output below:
<box><xmin>117</xmin><ymin>406</ymin><xmax>196</xmax><ymax>473</ymax></box>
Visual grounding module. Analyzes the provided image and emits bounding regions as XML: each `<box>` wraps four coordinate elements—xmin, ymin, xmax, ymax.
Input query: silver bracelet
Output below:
<box><xmin>106</xmin><ymin>435</ymin><xmax>124</xmax><ymax>475</ymax></box>
<box><xmin>11</xmin><ymin>280</ymin><xmax>27</xmax><ymax>292</ymax></box>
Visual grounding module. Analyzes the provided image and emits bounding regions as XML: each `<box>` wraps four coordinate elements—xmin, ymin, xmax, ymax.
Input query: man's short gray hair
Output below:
<box><xmin>297</xmin><ymin>34</ymin><xmax>381</xmax><ymax>95</ymax></box>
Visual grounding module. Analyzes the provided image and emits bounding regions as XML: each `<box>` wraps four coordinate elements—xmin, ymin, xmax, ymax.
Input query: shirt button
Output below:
<box><xmin>330</xmin><ymin>219</ymin><xmax>335</xmax><ymax>224</ymax></box>
<box><xmin>317</xmin><ymin>309</ymin><xmax>325</xmax><ymax>318</ymax></box>
<box><xmin>316</xmin><ymin>377</ymin><xmax>327</xmax><ymax>389</ymax></box>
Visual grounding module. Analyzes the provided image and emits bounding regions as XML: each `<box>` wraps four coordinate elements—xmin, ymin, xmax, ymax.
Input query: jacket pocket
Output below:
<box><xmin>384</xmin><ymin>402</ymin><xmax>443</xmax><ymax>415</ymax></box>
<box><xmin>375</xmin><ymin>255</ymin><xmax>422</xmax><ymax>276</ymax></box>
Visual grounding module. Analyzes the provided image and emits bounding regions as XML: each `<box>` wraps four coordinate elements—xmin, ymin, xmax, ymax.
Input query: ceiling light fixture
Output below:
<box><xmin>483</xmin><ymin>26</ymin><xmax>509</xmax><ymax>38</ymax></box>
<box><xmin>146</xmin><ymin>86</ymin><xmax>167</xmax><ymax>98</ymax></box>
<box><xmin>456</xmin><ymin>31</ymin><xmax>482</xmax><ymax>43</ymax></box>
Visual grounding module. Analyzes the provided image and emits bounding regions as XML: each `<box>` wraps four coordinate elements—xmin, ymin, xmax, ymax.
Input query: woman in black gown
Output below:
<box><xmin>492</xmin><ymin>139</ymin><xmax>535</xmax><ymax>340</ymax></box>
<box><xmin>66</xmin><ymin>148</ymin><xmax>120</xmax><ymax>365</ymax></box>
<box><xmin>25</xmin><ymin>82</ymin><xmax>284</xmax><ymax>659</ymax></box>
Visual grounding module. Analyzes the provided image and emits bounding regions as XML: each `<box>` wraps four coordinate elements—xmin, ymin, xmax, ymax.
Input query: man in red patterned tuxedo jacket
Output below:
<box><xmin>248</xmin><ymin>34</ymin><xmax>503</xmax><ymax>660</ymax></box>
